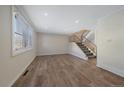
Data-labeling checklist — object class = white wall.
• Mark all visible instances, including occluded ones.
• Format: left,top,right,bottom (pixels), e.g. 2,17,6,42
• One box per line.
96,9,124,77
68,42,88,60
37,33,69,56
0,6,37,86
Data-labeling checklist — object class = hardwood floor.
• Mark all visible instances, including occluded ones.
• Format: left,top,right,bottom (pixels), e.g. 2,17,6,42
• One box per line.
12,54,124,87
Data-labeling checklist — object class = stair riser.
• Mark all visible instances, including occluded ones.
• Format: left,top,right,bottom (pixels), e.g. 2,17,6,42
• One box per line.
79,46,86,48
86,54,93,56
85,53,93,55
84,51,90,52
82,48,87,50
88,56,96,59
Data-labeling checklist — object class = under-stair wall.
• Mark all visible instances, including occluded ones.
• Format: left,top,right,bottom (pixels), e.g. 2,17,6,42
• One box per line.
68,42,88,60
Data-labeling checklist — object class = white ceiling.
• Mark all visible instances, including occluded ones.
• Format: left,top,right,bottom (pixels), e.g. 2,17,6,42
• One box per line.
23,5,124,35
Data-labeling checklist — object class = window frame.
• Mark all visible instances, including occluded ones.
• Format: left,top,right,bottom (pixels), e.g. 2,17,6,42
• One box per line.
12,11,33,56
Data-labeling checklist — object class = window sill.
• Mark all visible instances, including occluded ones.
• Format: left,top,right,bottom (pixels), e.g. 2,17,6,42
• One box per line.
12,47,32,56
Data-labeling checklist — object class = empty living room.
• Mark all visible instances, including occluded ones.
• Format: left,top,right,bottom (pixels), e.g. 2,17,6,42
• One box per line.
0,3,124,89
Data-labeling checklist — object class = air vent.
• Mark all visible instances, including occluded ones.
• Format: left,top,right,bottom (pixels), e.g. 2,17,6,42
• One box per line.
23,70,29,76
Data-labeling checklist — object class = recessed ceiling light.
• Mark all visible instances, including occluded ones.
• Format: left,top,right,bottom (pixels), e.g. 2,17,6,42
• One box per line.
75,20,79,24
45,26,48,29
44,12,48,16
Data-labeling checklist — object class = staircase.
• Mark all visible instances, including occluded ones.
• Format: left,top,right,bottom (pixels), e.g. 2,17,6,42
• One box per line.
77,42,96,59
70,30,96,59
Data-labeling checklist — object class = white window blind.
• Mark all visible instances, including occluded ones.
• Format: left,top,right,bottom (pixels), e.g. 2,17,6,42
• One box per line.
12,12,33,55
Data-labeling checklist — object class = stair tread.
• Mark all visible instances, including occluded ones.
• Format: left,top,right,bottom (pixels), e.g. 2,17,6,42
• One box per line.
86,54,93,56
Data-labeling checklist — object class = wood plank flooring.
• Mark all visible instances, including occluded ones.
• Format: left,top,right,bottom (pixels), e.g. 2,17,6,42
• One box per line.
12,54,124,87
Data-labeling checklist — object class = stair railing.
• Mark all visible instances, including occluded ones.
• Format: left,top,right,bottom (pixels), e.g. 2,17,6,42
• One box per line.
81,32,96,55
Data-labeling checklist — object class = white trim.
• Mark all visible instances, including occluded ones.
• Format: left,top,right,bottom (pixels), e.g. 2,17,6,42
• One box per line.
97,63,124,78
12,47,32,56
11,6,16,57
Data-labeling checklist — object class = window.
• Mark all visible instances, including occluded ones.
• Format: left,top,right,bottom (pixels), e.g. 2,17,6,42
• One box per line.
12,12,33,56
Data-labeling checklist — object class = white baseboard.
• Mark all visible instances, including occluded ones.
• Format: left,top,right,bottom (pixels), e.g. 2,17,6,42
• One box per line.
37,52,68,56
97,63,124,77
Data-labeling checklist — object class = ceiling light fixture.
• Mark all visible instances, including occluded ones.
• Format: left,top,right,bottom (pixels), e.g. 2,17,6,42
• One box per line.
44,12,48,16
45,26,48,29
75,20,79,24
